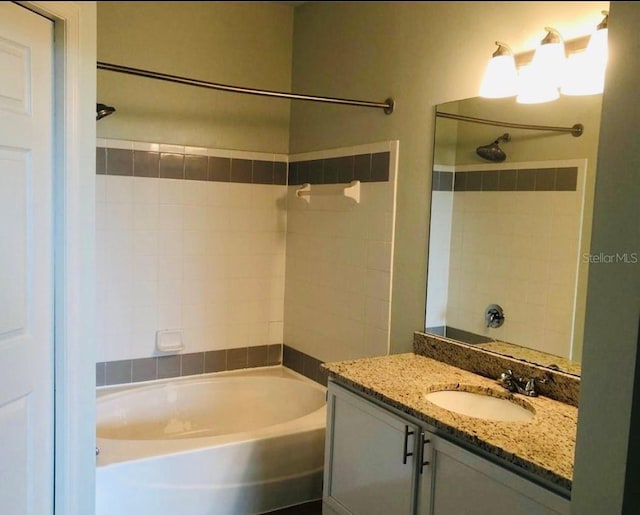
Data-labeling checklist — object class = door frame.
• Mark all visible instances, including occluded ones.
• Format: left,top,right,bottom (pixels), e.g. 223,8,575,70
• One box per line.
16,2,97,514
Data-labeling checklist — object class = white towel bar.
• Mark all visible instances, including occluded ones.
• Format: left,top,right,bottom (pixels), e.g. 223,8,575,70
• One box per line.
295,180,360,204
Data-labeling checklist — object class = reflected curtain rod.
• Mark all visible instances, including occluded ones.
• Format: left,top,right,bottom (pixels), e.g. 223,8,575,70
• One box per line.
97,61,395,115
436,111,583,137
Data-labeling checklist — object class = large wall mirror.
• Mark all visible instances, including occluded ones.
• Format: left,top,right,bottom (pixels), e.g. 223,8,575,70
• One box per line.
424,93,604,377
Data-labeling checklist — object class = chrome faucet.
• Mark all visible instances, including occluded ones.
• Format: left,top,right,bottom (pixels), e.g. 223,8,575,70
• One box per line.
498,370,545,397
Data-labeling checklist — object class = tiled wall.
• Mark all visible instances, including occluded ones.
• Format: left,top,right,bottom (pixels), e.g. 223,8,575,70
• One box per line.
426,160,585,359
96,139,288,365
96,139,398,386
283,142,398,364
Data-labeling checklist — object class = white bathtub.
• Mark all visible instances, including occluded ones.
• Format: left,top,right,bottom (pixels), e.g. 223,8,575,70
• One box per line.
95,366,327,515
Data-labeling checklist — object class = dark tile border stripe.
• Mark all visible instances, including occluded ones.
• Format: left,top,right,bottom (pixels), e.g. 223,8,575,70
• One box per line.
97,344,283,387
282,345,328,387
98,147,287,185
432,171,454,191
98,146,391,187
438,166,578,192
288,151,390,186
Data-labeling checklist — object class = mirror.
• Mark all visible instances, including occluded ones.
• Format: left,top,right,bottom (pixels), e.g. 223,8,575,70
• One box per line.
425,93,604,377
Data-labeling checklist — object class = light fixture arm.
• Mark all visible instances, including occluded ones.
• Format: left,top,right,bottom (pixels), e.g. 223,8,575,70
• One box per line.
492,41,513,58
541,27,563,46
597,11,609,31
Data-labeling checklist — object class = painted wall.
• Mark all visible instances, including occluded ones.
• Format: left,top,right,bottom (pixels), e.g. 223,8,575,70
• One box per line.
96,1,293,152
289,1,610,355
572,2,640,512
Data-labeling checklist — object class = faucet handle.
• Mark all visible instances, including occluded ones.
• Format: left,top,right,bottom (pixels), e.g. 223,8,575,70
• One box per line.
524,376,548,396
498,370,518,393
524,379,538,396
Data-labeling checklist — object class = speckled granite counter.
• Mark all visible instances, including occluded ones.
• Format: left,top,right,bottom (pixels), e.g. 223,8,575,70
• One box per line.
322,353,578,493
476,341,582,376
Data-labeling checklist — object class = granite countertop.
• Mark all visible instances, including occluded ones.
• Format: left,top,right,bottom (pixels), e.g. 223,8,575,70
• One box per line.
322,352,578,493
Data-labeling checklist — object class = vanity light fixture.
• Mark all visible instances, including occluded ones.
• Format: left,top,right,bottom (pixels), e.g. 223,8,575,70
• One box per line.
479,42,518,99
561,11,609,96
480,12,610,103
516,27,565,104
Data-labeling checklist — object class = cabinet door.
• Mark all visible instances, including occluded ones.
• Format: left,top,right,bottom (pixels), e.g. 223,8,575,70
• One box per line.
419,435,570,515
324,382,419,515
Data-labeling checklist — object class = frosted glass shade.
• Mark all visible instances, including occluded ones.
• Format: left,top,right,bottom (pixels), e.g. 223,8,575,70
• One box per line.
516,64,559,104
479,54,518,98
531,42,566,87
561,28,608,96
516,40,565,104
587,27,609,64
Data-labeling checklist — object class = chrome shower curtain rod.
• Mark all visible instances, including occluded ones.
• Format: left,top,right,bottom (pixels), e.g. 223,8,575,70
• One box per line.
436,111,583,137
97,61,395,115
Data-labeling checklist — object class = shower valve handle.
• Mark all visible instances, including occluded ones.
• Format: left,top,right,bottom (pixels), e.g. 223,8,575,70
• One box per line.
485,304,505,328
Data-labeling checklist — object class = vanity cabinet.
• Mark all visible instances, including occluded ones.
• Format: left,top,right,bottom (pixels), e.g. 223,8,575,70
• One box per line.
322,381,420,515
420,434,570,515
323,380,570,515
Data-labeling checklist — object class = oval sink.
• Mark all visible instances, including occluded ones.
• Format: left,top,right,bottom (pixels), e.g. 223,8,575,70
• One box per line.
424,390,534,422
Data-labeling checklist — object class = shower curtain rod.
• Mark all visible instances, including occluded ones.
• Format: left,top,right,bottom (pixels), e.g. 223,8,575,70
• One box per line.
436,111,583,137
97,61,395,115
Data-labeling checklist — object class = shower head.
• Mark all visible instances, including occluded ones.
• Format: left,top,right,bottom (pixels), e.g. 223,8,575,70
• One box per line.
96,103,116,120
476,133,511,162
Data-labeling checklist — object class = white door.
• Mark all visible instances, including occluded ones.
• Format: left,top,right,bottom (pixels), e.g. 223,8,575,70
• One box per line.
0,3,54,514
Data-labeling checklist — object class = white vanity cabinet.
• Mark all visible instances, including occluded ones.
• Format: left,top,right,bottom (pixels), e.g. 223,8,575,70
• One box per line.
322,381,420,515
419,434,570,515
324,380,571,515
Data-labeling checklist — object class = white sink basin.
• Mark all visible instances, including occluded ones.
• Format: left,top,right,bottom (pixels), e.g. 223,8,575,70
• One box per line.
424,390,534,422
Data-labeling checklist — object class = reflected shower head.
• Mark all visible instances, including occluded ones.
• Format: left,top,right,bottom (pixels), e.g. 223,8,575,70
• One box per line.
476,133,511,162
96,103,116,120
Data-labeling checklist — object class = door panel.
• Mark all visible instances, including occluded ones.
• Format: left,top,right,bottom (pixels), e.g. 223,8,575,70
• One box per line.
0,3,54,514
324,383,418,515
